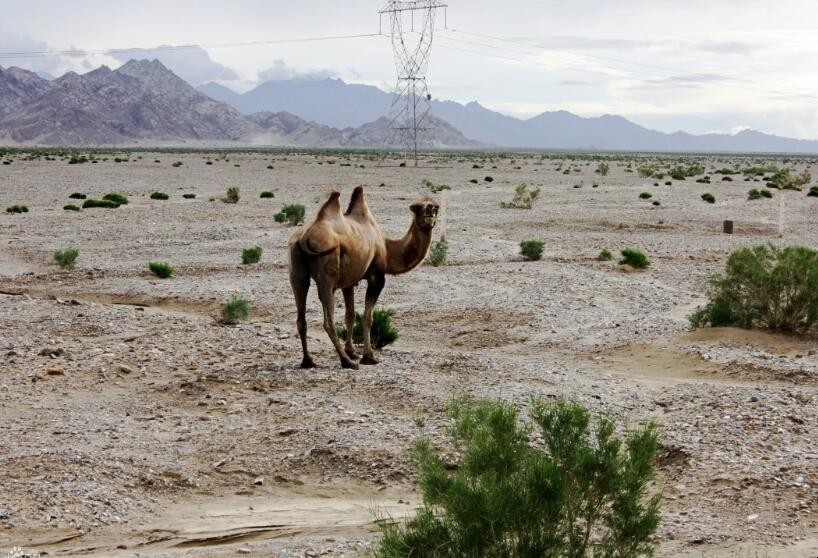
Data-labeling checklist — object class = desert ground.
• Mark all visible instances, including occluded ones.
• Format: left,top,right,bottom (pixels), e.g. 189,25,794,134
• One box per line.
0,150,816,557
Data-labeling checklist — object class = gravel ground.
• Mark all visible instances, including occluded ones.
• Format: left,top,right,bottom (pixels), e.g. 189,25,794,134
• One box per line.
0,151,816,557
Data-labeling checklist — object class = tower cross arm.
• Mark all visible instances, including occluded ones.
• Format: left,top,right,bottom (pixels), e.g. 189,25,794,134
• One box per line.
379,1,447,14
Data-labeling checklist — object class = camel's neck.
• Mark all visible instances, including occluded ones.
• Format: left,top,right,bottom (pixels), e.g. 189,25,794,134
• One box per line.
385,220,433,275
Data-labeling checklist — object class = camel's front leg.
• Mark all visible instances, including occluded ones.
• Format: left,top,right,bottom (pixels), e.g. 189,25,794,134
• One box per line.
361,274,385,365
317,282,359,370
342,287,360,360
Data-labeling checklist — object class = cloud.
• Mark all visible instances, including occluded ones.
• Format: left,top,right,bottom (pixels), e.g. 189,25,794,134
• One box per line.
0,30,65,77
258,59,336,82
110,45,238,84
556,79,597,87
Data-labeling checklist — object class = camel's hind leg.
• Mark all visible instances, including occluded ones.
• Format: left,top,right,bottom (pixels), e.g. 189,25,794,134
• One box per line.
289,245,315,369
342,287,360,360
316,281,359,370
361,274,385,366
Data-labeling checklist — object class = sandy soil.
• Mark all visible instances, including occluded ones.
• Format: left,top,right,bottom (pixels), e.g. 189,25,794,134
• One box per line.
0,151,816,557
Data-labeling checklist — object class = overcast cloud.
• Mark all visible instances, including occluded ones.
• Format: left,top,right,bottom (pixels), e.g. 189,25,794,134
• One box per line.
2,1,818,138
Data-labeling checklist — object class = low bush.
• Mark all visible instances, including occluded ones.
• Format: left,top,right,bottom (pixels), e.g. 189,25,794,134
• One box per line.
689,244,818,333
619,248,650,269
53,247,79,269
747,189,762,200
183,193,196,199
423,179,450,193
241,245,263,265
148,261,173,279
520,239,544,261
63,204,80,211
596,248,613,261
68,192,87,200
224,187,240,204
274,204,306,226
221,297,249,324
761,189,773,198
260,191,275,199
82,198,119,209
338,308,398,349
103,192,128,206
150,191,169,200
371,397,660,558
485,176,494,182
172,161,183,168
639,192,652,200
428,238,448,267
808,186,818,197
596,161,610,176
501,184,540,209
5,204,28,214
701,193,716,204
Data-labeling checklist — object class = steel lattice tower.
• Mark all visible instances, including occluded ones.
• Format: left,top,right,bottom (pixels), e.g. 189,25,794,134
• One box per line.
379,1,447,166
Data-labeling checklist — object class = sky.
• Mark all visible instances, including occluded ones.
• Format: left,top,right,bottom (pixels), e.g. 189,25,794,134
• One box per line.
2,0,818,138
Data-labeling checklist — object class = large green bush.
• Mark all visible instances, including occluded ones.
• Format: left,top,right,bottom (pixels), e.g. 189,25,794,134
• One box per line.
338,308,398,349
689,244,818,333
372,398,660,558
274,204,306,226
619,248,650,269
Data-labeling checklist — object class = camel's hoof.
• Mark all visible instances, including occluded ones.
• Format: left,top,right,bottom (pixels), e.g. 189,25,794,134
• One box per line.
346,349,361,360
300,357,316,369
361,354,380,366
341,359,359,370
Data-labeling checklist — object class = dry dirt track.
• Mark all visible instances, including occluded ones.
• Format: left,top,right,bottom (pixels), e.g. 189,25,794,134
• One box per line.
0,151,817,557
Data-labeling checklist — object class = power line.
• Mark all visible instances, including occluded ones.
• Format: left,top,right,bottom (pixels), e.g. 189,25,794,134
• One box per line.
0,33,383,60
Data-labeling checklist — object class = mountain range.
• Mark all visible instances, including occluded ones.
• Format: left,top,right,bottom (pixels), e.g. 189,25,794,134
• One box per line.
201,78,818,153
2,58,818,153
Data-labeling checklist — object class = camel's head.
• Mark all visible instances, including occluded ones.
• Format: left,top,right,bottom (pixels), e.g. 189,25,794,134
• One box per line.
410,197,439,231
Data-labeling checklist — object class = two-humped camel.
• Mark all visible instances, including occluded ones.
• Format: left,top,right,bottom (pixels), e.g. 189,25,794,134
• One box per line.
288,186,439,369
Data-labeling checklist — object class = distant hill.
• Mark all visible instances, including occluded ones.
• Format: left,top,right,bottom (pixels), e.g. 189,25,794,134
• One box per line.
201,78,818,153
0,61,478,148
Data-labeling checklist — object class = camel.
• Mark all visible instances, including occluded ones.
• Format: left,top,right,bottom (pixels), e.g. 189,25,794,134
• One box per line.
288,186,439,369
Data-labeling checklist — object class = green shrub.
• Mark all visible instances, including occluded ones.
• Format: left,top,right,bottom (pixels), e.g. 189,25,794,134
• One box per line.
372,397,660,558
63,204,80,211
652,200,661,206
747,189,762,200
689,244,818,333
761,189,773,198
82,198,119,209
520,240,544,261
338,308,398,349
485,176,494,182
596,249,613,261
68,192,87,200
767,168,811,190
241,245,263,265
260,191,275,199
53,247,79,269
225,187,240,204
103,192,128,206
172,161,183,168
596,162,610,176
183,193,196,199
639,192,652,200
701,193,716,204
221,297,249,324
808,186,818,197
150,191,169,200
619,248,650,269
5,204,28,214
469,178,478,184
148,261,173,279
428,238,448,267
501,184,540,209
274,204,306,226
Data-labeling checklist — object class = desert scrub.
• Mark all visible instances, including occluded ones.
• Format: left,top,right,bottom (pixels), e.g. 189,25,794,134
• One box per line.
639,192,652,200
501,184,541,209
103,192,128,205
148,261,173,279
224,187,240,204
274,204,306,226
808,186,818,197
172,161,183,168
701,193,716,204
595,161,610,176
689,244,818,333
260,191,275,199
53,247,79,269
183,193,196,199
82,198,119,209
150,191,169,200
371,397,660,558
63,204,81,212
519,239,544,261
619,248,650,269
423,179,450,193
221,297,249,324
747,189,762,200
428,238,448,267
484,176,494,182
68,192,87,200
596,248,613,261
337,308,398,349
5,204,28,214
241,245,263,265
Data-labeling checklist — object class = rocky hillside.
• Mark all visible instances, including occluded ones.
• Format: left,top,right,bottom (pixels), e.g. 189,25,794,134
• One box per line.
0,66,56,118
